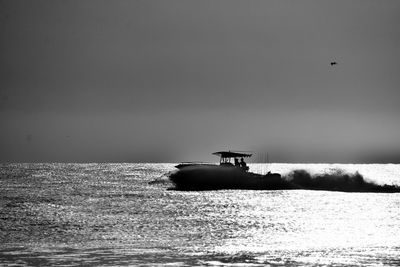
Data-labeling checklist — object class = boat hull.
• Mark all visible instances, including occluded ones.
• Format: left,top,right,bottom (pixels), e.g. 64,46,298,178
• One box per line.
169,165,295,190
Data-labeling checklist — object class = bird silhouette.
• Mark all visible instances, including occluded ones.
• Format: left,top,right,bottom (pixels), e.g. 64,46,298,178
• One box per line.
330,61,338,66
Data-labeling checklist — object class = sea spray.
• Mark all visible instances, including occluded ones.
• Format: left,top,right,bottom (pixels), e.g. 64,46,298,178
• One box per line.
283,168,400,192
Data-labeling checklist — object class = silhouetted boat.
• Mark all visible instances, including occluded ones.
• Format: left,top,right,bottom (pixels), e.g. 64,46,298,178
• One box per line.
170,151,292,190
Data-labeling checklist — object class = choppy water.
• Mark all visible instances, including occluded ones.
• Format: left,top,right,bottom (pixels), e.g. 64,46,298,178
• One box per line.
1,163,400,266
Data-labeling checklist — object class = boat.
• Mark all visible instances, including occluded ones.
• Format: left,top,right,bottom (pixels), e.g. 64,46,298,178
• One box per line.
169,151,294,190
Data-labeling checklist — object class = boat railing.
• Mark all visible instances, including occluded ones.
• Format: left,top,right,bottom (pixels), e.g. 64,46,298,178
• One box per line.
175,162,217,169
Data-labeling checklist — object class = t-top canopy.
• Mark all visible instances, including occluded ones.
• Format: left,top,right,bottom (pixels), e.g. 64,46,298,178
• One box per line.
212,151,252,158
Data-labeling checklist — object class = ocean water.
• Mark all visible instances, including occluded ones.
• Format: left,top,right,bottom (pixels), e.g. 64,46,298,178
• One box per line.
1,163,400,266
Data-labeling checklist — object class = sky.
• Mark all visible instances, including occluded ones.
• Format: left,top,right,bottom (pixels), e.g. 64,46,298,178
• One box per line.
1,0,400,163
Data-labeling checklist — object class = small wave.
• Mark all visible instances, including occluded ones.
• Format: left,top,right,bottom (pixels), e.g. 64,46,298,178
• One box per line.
196,253,258,266
148,172,174,185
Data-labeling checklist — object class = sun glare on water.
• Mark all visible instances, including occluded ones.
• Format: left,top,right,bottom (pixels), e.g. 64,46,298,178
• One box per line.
211,188,399,265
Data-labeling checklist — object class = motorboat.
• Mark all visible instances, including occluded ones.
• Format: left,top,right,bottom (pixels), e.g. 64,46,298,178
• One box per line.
169,151,293,190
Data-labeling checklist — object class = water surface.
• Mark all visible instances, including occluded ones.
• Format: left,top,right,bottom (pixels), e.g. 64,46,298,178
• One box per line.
1,163,399,266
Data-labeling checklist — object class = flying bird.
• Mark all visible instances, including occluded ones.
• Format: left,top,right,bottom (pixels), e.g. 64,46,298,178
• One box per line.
330,61,338,66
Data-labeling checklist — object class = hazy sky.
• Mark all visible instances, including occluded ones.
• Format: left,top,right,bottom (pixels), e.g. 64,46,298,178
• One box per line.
1,0,400,163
